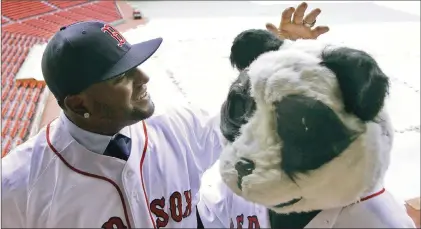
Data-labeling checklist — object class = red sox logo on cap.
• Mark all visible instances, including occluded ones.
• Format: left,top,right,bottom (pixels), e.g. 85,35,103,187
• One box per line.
101,24,126,47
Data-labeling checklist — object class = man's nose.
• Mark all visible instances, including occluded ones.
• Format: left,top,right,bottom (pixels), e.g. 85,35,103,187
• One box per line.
133,68,149,84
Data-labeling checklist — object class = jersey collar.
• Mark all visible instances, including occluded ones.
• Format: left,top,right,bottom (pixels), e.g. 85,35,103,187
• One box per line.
60,111,131,155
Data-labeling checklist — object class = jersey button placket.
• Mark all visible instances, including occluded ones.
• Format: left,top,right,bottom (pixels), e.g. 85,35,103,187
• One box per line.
122,168,139,227
125,171,142,202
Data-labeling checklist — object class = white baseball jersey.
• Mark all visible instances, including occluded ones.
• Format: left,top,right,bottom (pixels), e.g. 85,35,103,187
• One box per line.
197,161,416,228
2,106,223,228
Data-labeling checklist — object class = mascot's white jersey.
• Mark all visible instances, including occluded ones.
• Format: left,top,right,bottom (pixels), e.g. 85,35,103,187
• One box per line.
197,161,416,228
2,106,223,228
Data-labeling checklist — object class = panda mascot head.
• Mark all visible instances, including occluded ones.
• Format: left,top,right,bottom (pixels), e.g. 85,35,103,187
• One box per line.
219,29,393,215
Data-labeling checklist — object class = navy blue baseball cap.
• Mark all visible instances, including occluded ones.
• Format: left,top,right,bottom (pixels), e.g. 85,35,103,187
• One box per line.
41,20,162,103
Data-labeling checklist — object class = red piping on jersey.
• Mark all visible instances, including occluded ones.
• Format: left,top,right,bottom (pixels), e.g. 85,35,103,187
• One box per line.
138,122,157,229
46,120,149,229
359,187,385,202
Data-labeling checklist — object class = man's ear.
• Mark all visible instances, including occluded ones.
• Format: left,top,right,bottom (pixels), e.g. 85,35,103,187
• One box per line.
63,95,88,117
274,95,356,178
321,47,390,122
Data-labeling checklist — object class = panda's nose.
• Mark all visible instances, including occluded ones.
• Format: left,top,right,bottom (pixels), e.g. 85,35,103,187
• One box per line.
235,157,255,190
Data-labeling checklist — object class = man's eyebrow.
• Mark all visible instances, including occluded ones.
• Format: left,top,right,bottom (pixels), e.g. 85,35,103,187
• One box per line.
114,72,126,79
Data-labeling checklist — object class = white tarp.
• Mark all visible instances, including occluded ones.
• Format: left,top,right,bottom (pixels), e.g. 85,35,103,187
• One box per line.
15,43,48,82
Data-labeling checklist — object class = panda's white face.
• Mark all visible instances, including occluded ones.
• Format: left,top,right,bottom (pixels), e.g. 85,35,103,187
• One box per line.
219,38,393,214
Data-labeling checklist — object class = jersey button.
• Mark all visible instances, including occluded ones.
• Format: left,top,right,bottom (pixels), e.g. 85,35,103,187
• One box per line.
132,191,141,202
126,170,134,177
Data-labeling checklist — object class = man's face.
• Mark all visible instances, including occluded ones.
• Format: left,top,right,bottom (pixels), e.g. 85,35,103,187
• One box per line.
78,67,154,125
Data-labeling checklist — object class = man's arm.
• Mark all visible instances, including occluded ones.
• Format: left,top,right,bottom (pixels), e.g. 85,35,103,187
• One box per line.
173,105,223,174
196,160,233,228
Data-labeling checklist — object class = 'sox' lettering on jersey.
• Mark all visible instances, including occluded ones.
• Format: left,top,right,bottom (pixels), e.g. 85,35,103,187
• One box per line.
247,215,260,229
150,189,192,228
101,24,126,47
236,214,244,229
230,214,260,229
102,216,127,229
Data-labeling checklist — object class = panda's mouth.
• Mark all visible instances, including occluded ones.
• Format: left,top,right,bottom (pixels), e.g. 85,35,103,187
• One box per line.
273,197,302,208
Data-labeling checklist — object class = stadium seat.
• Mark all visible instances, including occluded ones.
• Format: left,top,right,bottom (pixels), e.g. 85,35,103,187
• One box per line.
1,101,10,117
2,1,55,20
2,120,12,137
27,103,36,120
10,120,21,138
18,103,28,119
2,139,12,157
39,14,74,26
56,11,91,21
23,19,60,34
48,0,89,9
16,87,26,102
70,7,116,22
10,102,20,119
8,86,18,101
19,121,31,140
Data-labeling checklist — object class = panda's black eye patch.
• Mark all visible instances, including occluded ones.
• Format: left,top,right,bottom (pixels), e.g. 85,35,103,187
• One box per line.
227,92,251,124
274,95,358,179
220,71,256,142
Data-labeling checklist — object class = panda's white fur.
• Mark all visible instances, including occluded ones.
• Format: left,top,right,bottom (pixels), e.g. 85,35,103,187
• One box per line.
219,39,394,214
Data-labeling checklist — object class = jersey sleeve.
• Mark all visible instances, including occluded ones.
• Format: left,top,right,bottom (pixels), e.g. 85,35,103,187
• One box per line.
196,160,233,228
2,146,31,228
172,105,224,176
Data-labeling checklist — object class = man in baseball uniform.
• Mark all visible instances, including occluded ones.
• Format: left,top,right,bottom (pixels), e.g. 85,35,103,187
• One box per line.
1,3,328,228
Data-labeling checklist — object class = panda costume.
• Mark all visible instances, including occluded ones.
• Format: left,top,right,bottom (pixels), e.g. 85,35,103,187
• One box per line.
196,29,416,228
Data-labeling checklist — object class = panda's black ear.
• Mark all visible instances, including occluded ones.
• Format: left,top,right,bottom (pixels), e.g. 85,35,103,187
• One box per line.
230,29,284,71
321,47,390,122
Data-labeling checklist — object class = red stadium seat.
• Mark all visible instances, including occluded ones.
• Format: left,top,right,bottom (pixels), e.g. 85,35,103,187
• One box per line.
30,81,37,88
2,120,11,137
18,102,28,119
2,1,55,20
16,87,26,101
39,14,74,26
70,7,115,22
25,89,33,102
48,0,89,9
19,121,31,139
10,102,20,118
27,103,36,120
8,86,18,100
2,139,12,157
32,88,41,103
1,101,10,117
10,120,21,138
